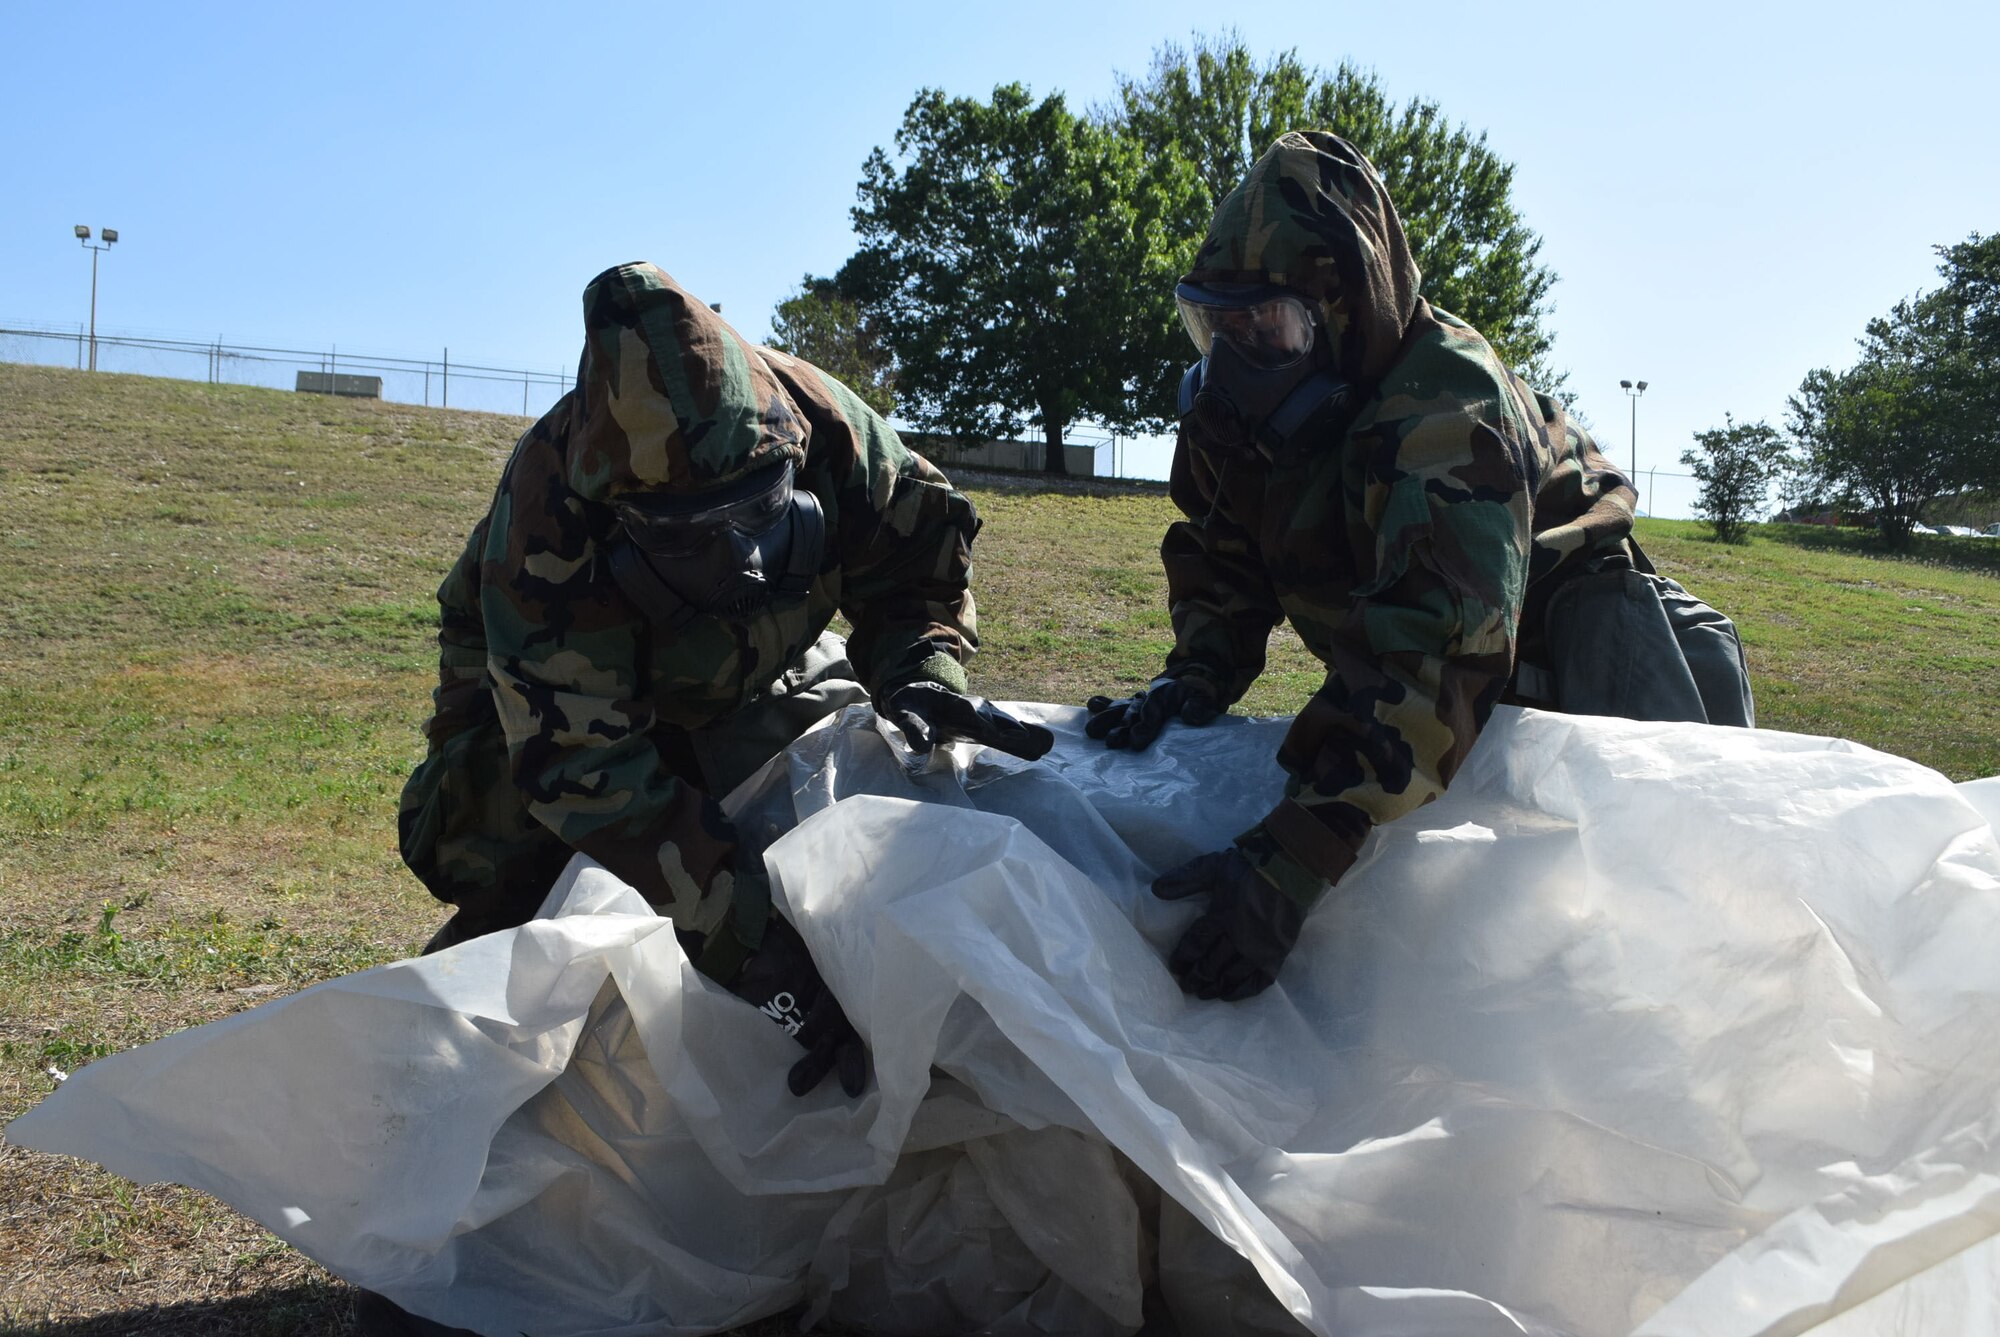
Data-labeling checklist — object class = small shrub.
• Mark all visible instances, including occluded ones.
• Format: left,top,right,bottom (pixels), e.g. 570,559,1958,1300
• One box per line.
1683,416,1783,543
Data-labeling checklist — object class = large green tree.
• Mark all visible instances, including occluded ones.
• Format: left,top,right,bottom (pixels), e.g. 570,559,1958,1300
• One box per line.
1936,233,2000,357
767,275,897,419
1787,359,1960,548
843,83,1197,474
1786,234,2000,547
1114,33,1563,388
1915,233,2000,487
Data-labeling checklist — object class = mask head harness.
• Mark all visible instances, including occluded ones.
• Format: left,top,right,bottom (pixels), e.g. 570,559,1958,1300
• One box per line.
608,460,826,627
1174,280,1354,461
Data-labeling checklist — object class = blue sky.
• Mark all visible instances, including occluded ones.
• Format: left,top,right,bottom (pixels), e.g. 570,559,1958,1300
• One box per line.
5,1,1996,511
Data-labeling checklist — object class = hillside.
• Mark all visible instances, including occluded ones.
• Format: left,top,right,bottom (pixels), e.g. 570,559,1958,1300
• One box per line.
1,362,1997,1332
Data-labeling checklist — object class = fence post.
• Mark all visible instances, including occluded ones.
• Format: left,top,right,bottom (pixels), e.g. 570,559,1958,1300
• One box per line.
14,326,566,415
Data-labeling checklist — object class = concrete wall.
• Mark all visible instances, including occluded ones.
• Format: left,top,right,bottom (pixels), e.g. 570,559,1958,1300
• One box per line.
902,432,1097,477
295,371,384,399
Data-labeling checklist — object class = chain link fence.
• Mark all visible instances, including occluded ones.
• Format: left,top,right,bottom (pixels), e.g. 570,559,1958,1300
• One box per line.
0,321,569,419
0,320,1709,508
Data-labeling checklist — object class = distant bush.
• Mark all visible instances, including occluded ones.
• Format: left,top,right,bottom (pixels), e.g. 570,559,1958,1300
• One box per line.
1683,416,1782,543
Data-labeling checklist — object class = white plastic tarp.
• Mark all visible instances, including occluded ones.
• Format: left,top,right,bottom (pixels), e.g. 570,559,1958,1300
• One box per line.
10,705,2000,1336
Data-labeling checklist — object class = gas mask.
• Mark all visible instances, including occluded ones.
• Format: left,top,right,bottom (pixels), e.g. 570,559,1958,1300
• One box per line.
1174,281,1353,460
608,460,826,626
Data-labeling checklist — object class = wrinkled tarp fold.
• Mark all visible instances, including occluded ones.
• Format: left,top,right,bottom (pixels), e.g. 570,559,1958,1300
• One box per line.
11,706,2000,1336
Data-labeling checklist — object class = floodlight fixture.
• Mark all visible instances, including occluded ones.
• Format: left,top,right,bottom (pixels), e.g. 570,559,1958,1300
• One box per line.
1621,378,1649,480
1637,380,1648,392
75,225,121,372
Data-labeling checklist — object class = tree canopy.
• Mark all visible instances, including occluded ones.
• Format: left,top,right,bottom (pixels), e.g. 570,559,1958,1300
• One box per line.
767,275,897,420
1114,34,1562,388
1786,234,2000,546
842,83,1196,474
840,38,1564,473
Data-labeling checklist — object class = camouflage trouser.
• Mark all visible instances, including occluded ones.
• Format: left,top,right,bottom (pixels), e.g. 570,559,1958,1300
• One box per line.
397,630,868,948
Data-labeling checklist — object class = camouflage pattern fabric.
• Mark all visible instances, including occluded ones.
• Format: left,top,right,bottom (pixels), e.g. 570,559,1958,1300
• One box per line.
1165,131,1638,905
400,262,979,946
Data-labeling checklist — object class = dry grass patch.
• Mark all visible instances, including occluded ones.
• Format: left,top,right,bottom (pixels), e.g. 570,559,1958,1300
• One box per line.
958,478,1325,712
0,1147,350,1334
4,367,1997,1332
1641,520,2000,778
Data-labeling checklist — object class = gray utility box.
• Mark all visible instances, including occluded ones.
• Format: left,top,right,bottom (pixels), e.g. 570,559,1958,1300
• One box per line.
296,371,383,399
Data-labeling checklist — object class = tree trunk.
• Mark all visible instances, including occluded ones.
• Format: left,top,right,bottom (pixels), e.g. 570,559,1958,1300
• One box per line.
1041,410,1068,476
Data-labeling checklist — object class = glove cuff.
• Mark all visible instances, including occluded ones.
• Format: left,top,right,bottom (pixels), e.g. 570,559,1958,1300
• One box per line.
881,649,970,701
1254,793,1375,888
1234,823,1336,910
1157,666,1225,703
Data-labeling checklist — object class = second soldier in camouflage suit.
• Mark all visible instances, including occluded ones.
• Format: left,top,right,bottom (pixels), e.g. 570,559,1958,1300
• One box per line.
399,261,1050,1101
1088,131,1678,1002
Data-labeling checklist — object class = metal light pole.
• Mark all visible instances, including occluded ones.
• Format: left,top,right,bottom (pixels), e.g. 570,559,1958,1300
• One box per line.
74,225,119,371
1619,378,1648,479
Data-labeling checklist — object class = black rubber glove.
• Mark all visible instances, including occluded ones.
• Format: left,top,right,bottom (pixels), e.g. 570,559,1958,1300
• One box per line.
725,915,868,1098
881,681,1054,760
1084,676,1222,751
1151,848,1307,1000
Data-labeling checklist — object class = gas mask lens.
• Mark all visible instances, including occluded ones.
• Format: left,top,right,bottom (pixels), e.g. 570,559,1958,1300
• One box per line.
1174,285,1316,368
614,461,796,557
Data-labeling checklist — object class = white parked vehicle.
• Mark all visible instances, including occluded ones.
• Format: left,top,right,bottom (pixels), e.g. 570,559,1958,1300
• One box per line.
1939,524,1982,537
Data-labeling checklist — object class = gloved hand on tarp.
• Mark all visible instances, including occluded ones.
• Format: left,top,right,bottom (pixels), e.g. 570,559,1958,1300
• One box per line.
1085,676,1221,750
724,912,869,1098
880,681,1054,761
1151,847,1308,1000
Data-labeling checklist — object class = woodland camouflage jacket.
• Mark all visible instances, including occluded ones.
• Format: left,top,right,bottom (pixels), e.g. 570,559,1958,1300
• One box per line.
1164,131,1637,905
429,262,977,935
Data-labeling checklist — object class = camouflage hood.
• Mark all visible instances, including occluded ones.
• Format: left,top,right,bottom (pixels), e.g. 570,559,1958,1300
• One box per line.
566,262,806,503
1185,130,1420,384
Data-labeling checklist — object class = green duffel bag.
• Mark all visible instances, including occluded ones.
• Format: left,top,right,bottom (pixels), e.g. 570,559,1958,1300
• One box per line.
1515,552,1754,728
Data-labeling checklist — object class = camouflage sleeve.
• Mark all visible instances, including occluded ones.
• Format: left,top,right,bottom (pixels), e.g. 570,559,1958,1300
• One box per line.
1159,432,1284,703
434,517,491,683
1238,411,1530,907
478,402,742,937
792,361,980,697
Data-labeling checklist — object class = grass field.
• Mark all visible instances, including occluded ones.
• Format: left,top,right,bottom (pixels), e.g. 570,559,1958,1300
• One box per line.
2,362,1997,1333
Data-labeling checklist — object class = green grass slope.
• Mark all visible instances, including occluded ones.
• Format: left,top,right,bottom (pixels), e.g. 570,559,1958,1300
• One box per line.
1,362,1996,1331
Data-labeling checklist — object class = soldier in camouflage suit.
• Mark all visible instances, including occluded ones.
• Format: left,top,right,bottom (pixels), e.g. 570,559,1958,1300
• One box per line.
399,261,1050,1101
1088,130,1671,1003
